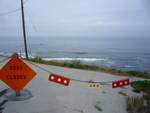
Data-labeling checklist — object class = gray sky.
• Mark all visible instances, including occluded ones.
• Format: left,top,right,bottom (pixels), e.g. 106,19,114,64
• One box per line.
0,0,150,38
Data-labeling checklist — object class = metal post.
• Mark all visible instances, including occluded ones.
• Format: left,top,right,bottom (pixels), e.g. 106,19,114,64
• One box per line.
21,0,28,59
16,92,21,97
13,53,21,97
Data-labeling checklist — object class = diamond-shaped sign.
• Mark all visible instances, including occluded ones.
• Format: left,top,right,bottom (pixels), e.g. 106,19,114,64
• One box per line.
0,55,36,93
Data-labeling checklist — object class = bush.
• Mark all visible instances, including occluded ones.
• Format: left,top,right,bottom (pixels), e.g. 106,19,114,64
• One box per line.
131,81,150,94
127,71,150,78
132,88,141,93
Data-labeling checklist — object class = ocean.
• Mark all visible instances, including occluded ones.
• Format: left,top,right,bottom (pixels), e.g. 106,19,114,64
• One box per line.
0,36,150,73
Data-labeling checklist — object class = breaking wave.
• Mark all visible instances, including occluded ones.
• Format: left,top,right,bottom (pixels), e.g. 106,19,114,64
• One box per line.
43,58,106,62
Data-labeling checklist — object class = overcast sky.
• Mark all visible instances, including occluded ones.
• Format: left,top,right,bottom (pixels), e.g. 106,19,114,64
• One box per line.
0,0,150,38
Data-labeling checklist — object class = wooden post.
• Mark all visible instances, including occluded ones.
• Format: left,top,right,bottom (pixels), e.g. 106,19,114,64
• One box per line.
21,0,28,59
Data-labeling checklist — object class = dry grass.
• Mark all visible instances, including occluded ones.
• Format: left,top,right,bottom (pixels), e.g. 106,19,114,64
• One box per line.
126,96,145,113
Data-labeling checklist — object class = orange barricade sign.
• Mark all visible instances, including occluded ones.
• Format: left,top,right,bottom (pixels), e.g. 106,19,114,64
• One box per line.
0,55,36,93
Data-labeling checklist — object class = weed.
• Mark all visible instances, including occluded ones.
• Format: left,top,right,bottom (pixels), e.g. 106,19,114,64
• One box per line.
119,90,127,96
94,105,103,112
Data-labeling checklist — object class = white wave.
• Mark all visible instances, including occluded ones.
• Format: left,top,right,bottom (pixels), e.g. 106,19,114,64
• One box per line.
124,65,135,68
43,58,106,62
19,52,35,58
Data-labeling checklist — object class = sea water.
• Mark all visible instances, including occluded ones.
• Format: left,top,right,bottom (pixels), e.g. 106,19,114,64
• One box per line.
0,36,150,72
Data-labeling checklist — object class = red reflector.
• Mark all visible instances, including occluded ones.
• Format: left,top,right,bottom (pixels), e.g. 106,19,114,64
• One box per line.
48,74,70,86
112,79,130,88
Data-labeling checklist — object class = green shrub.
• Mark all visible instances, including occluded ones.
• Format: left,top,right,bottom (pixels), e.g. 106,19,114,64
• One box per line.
131,81,150,94
132,88,141,93
127,71,150,78
47,60,64,66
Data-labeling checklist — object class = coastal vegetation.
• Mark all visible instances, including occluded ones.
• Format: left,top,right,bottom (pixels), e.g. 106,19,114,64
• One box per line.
131,80,150,94
127,80,150,113
126,96,145,113
28,57,150,79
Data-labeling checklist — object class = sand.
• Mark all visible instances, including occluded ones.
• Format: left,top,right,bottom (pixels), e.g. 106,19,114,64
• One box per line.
0,57,143,113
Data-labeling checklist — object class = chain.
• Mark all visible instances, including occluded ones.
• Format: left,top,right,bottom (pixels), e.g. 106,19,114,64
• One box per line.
25,59,132,85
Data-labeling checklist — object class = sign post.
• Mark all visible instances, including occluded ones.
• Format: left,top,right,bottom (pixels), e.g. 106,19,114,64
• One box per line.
16,92,21,97
0,53,36,101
